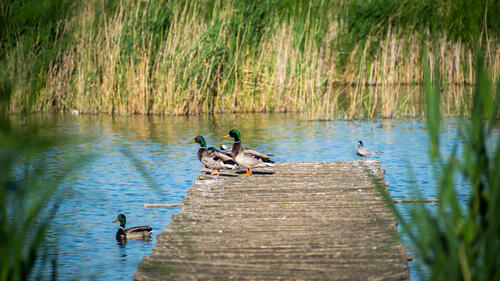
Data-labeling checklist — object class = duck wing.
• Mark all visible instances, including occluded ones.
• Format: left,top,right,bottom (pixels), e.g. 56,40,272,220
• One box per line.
242,148,272,160
126,225,153,233
208,148,233,161
357,147,382,157
125,226,154,239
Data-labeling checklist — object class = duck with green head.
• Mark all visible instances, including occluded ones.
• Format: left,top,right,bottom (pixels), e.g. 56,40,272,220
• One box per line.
113,214,154,241
189,135,236,176
224,129,274,175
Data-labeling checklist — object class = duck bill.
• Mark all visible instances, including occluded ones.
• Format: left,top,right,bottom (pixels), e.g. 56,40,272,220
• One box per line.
223,134,230,138
188,140,196,144
113,218,119,223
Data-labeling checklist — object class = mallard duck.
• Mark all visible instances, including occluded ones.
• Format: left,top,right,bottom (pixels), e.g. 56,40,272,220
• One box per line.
219,144,232,155
356,140,383,159
190,136,236,176
223,129,274,175
113,214,154,241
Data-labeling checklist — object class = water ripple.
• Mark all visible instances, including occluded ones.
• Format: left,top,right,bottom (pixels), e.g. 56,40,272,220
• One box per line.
36,113,497,280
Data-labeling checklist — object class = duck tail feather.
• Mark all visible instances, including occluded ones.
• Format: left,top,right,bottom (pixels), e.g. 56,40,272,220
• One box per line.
223,160,237,169
263,158,275,164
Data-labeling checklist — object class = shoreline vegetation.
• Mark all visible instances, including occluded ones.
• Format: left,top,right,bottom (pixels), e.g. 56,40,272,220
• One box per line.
2,2,500,279
1,0,499,118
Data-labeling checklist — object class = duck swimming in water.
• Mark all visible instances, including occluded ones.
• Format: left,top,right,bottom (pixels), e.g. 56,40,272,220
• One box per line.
113,214,153,241
356,141,383,159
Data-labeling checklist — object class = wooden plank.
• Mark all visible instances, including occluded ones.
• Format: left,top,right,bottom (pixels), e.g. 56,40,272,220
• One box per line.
135,161,410,280
143,203,184,208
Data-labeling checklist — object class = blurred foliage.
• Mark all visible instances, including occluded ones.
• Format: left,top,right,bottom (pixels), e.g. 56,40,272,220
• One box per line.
0,1,77,276
0,111,90,279
394,49,500,279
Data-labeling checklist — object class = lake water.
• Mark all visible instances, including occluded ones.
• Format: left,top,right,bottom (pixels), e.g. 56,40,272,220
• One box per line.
31,113,481,280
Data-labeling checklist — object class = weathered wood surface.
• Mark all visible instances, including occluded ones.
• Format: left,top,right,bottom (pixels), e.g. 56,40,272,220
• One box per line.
135,161,409,280
143,203,184,208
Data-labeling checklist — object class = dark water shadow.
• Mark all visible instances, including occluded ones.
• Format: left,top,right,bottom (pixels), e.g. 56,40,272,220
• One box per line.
218,173,240,177
235,171,275,175
200,172,239,177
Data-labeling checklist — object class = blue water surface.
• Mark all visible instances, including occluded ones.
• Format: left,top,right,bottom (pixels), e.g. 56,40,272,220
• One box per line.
33,113,493,280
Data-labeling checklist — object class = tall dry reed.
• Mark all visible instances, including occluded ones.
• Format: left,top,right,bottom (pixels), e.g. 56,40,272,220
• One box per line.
3,0,500,119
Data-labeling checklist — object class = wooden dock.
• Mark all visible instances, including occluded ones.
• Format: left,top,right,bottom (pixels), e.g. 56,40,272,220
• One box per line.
135,161,410,280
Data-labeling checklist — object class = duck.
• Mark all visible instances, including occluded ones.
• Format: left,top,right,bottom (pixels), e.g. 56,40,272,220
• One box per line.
190,136,236,176
219,144,232,155
113,214,154,241
356,140,383,159
224,129,274,175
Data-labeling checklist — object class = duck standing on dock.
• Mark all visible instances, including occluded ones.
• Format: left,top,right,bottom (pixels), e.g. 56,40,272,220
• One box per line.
113,214,154,241
224,129,274,176
219,144,232,156
190,135,236,176
356,141,383,159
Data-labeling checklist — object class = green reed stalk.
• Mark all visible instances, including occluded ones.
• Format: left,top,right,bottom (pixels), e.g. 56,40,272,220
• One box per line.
384,47,500,279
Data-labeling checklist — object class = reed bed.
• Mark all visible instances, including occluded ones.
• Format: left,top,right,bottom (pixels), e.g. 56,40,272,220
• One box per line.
2,0,499,118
